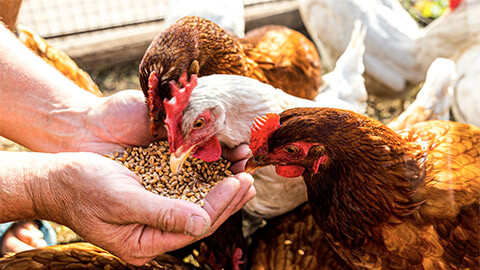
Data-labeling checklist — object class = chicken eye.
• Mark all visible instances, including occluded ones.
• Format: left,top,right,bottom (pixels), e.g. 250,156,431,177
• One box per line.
193,118,205,129
284,146,299,155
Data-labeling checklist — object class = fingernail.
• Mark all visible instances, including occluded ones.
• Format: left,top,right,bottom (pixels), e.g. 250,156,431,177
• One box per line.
185,214,208,237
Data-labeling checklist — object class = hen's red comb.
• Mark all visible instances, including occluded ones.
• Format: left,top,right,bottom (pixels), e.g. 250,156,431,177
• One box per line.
164,71,198,152
249,113,280,155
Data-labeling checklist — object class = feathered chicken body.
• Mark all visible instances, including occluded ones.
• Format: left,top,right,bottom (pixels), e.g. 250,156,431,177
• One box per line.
249,203,351,270
299,0,479,96
452,43,480,127
247,108,480,269
165,73,366,218
139,16,321,135
0,242,193,269
387,57,455,131
163,24,368,218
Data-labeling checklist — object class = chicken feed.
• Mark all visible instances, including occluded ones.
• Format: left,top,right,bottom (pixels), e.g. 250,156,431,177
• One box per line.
104,141,232,205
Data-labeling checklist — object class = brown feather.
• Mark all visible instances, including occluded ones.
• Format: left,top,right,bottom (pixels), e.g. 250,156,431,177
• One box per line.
249,203,351,270
0,242,193,269
139,16,321,129
253,108,480,269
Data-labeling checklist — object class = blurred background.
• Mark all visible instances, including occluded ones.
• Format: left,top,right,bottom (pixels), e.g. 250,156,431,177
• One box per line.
14,0,448,93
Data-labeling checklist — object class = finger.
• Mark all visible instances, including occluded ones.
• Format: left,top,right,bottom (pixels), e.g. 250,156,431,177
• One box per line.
12,222,44,246
221,144,251,162
231,182,256,214
225,173,255,212
1,230,36,254
206,173,255,233
230,159,247,174
113,175,254,266
121,226,196,265
201,176,241,226
122,188,212,237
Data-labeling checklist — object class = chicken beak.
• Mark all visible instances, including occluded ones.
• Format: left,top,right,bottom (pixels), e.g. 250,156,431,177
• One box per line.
149,119,160,137
170,145,196,174
245,156,263,174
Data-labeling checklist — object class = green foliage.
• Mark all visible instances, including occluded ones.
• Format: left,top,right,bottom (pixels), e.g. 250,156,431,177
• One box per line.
400,0,449,25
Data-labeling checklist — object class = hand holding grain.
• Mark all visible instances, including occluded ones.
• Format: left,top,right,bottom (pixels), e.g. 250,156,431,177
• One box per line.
1,151,254,266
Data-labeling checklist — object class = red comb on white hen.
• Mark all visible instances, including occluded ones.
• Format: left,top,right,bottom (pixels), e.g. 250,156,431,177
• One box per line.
249,113,280,155
164,71,198,152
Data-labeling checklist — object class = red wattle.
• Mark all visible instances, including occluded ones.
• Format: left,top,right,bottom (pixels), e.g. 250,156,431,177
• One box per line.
275,165,305,178
193,136,222,162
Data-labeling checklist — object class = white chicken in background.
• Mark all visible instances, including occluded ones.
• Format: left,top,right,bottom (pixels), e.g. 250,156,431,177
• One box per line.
387,58,456,131
298,0,480,96
166,24,368,218
451,43,480,127
317,20,367,114
165,0,245,37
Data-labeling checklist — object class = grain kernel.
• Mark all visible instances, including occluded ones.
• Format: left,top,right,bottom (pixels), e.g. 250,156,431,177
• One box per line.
108,141,231,205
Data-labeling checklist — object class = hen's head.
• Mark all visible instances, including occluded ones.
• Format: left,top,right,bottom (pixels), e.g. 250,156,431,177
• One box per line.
164,74,224,174
246,107,402,178
139,16,207,136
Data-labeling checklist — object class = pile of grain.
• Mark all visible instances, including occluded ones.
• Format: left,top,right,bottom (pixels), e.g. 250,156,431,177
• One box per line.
105,141,232,205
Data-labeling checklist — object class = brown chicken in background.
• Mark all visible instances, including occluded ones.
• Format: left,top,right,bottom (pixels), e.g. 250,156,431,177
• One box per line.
0,242,193,269
16,25,103,97
0,0,102,97
249,203,351,270
246,108,480,269
139,16,321,136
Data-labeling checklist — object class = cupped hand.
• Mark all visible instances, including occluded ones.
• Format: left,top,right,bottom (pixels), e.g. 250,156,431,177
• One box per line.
77,90,164,154
31,152,255,265
0,221,47,255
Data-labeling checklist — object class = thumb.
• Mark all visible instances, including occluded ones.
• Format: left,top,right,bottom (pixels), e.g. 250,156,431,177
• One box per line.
124,189,212,237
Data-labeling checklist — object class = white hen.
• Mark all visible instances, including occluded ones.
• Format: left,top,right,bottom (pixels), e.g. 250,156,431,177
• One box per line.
165,0,245,37
451,43,480,127
298,0,480,96
166,26,368,218
387,58,456,131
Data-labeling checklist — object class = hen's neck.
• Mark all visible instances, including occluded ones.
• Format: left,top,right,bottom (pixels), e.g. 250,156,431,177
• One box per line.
305,140,427,248
192,75,317,148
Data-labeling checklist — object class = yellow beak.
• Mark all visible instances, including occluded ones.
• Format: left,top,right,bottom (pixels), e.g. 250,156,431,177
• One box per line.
169,145,196,174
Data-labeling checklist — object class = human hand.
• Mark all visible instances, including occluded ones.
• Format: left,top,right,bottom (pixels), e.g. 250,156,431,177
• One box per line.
0,221,47,255
75,90,164,154
222,144,251,173
30,152,255,265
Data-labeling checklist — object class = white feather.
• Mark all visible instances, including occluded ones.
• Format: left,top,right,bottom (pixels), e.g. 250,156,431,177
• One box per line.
451,43,480,127
298,0,480,96
388,58,456,131
165,0,245,37
318,20,368,114
181,74,363,217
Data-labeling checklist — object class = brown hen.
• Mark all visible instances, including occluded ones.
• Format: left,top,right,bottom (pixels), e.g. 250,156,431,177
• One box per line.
139,16,321,136
246,108,480,269
0,242,193,269
16,25,102,97
249,203,351,270
0,0,102,97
